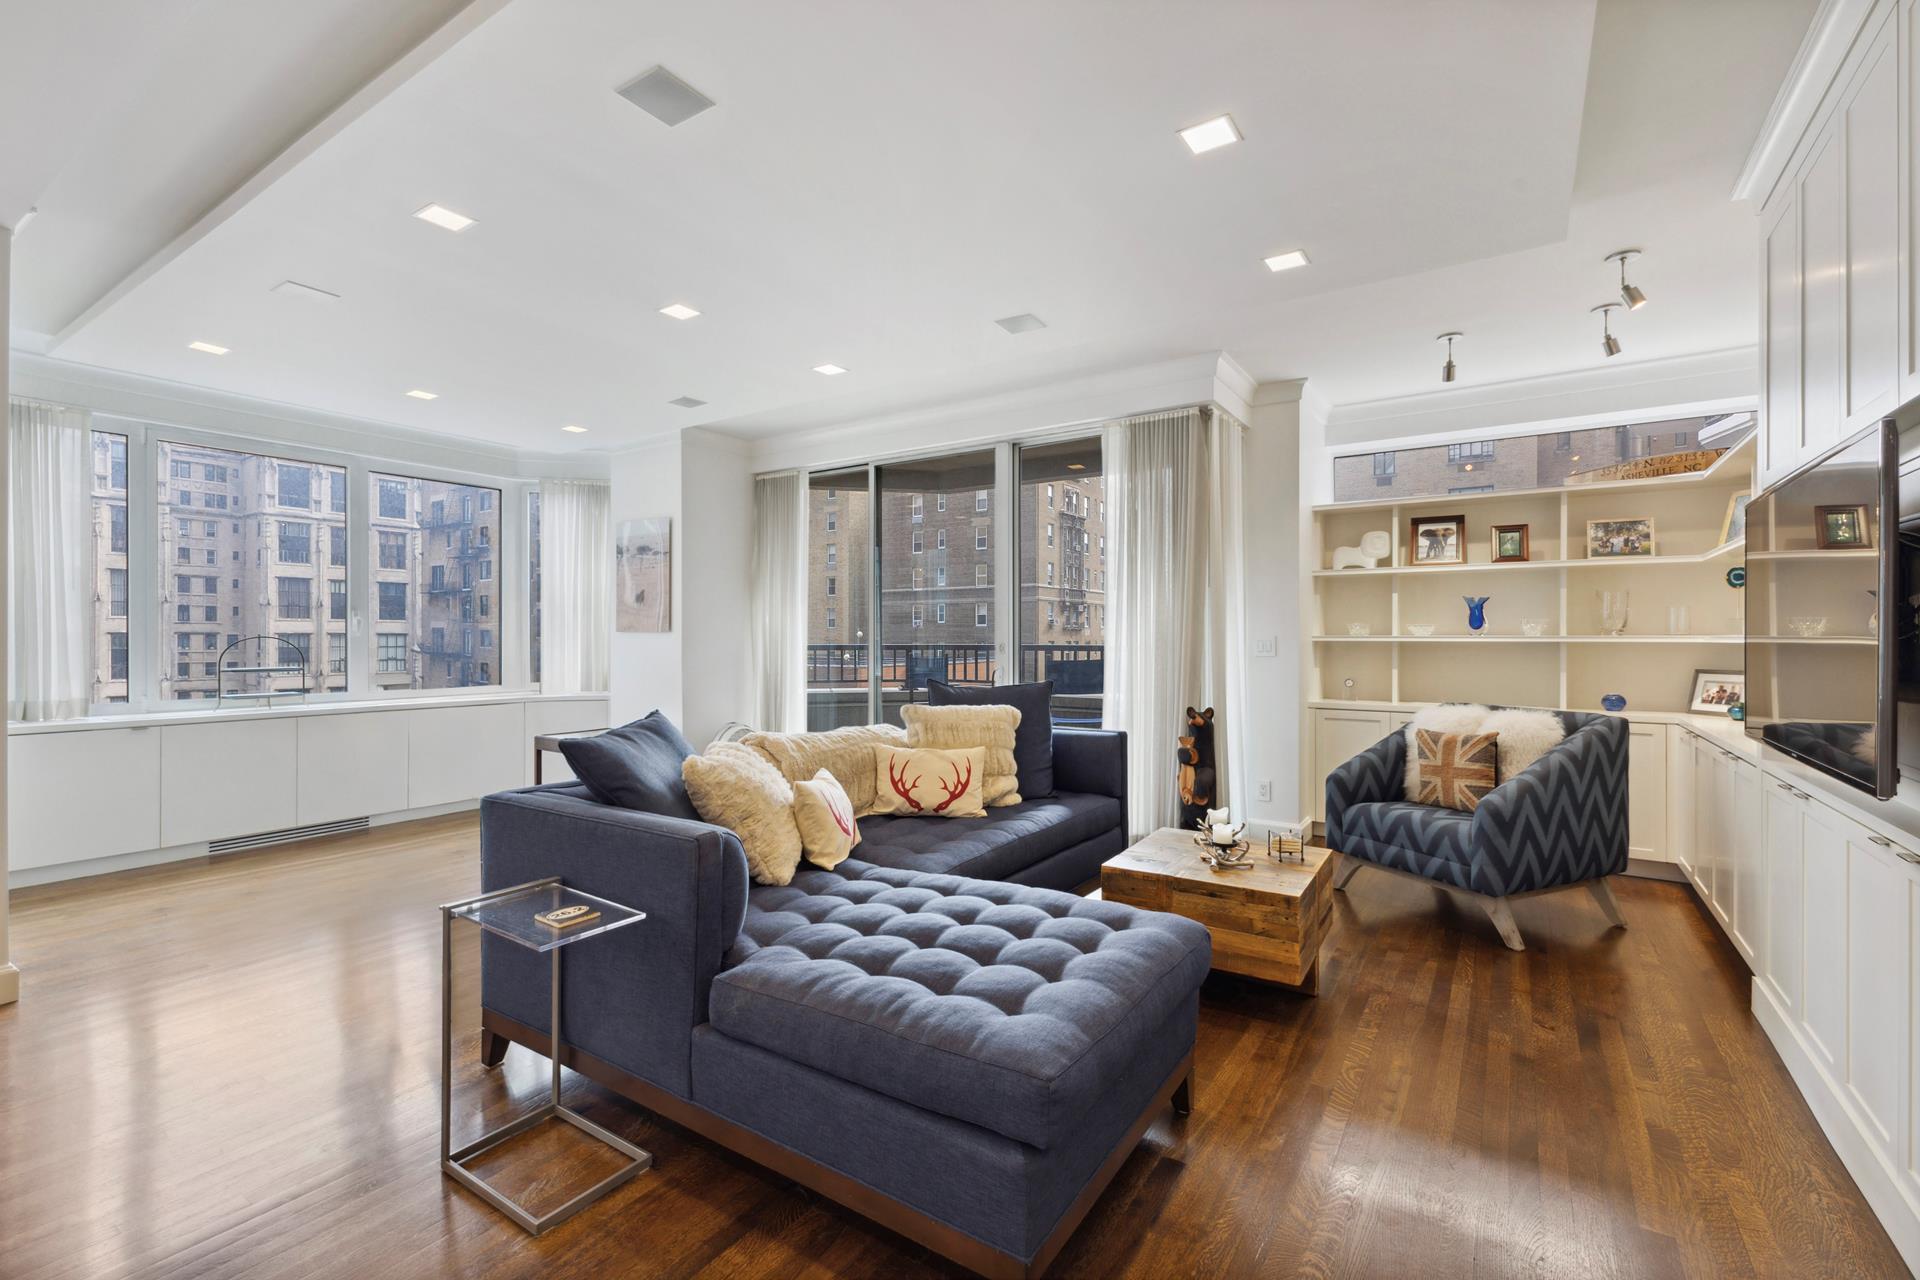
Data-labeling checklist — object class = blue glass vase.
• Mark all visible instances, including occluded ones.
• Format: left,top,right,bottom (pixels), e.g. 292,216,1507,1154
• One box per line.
1463,596,1490,634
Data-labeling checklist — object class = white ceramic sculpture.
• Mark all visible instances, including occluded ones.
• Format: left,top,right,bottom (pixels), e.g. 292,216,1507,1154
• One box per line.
1331,529,1392,570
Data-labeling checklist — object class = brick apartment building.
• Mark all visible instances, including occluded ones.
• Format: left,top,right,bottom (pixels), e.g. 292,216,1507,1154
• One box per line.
1331,417,1714,502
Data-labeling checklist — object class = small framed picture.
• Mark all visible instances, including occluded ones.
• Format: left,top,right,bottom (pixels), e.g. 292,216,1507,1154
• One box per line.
1408,514,1466,566
1719,492,1751,545
1688,669,1746,713
1587,517,1655,558
1814,503,1871,549
1491,523,1530,563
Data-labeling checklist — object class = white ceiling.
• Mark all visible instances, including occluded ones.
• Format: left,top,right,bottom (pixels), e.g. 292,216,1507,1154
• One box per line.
6,0,1810,451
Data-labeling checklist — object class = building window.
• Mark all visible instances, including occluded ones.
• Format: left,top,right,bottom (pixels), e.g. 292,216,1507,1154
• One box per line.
327,633,346,674
1446,441,1496,463
109,632,128,681
825,606,837,630
331,580,347,620
911,605,923,628
935,603,946,624
936,529,946,550
975,491,989,513
935,566,946,587
975,529,988,551
109,503,127,553
826,576,837,597
277,577,312,620
825,543,837,569
911,529,923,554
976,564,988,586
1046,523,1054,547
825,510,837,532
368,472,501,689
911,568,923,589
330,525,347,567
936,494,946,513
911,494,923,523
1046,562,1055,585
278,464,313,509
278,521,312,564
108,568,128,618
377,633,407,673
975,604,989,627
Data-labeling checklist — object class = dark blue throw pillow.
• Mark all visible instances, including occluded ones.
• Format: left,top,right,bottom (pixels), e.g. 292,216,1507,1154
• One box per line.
928,679,1055,798
559,710,700,819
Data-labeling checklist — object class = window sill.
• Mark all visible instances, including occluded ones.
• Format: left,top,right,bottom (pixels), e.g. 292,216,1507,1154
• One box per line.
8,688,609,736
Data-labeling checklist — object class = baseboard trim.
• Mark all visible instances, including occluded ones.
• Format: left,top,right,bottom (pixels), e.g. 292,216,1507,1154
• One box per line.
1624,857,1688,883
0,963,18,1005
1751,981,1920,1276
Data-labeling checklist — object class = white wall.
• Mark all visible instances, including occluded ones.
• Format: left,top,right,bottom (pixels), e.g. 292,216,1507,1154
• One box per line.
1242,381,1307,827
608,434,684,728
1,226,15,1003
677,428,754,744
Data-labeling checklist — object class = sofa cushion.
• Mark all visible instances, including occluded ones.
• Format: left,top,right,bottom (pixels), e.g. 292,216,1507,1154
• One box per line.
930,679,1056,798
1336,799,1476,890
559,711,700,819
847,792,1120,880
1412,729,1500,813
683,743,804,886
714,864,1211,1149
871,745,989,818
902,703,1022,806
743,723,908,817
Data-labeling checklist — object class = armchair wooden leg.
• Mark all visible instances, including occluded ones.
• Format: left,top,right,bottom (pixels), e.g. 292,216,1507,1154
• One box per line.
1585,877,1628,930
1484,898,1526,951
1333,855,1366,891
479,1027,509,1069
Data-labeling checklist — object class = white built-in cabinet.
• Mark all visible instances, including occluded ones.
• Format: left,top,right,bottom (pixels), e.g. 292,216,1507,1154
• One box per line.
1754,0,1912,488
7,694,608,879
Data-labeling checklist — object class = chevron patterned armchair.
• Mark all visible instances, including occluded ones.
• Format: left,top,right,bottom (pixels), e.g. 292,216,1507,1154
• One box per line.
1323,709,1629,951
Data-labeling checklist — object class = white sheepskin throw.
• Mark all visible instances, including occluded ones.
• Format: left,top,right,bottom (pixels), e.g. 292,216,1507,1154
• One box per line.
1404,703,1492,799
742,723,908,817
682,742,804,885
900,703,1022,806
1478,707,1566,782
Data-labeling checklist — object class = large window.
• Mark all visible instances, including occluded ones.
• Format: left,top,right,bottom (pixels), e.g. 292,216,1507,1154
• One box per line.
874,449,996,727
369,472,502,690
91,431,130,704
528,490,543,684
156,441,347,701
1017,438,1106,726
805,471,871,730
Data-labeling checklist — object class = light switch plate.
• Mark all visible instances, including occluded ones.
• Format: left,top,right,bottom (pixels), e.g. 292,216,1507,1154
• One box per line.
1252,636,1276,657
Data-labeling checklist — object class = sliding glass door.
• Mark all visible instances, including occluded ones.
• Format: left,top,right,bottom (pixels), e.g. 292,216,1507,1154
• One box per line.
875,449,997,726
1017,438,1106,726
805,469,872,730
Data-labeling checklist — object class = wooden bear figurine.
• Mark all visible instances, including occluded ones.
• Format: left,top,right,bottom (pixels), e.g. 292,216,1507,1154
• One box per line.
1176,706,1217,831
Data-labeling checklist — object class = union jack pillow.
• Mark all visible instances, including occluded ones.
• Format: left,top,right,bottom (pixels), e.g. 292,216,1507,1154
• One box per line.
1413,729,1501,813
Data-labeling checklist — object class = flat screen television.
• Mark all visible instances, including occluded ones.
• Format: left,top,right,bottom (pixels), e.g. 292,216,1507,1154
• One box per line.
1744,419,1901,798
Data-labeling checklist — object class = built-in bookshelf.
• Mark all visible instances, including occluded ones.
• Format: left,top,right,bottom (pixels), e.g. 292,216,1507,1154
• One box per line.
1309,436,1754,714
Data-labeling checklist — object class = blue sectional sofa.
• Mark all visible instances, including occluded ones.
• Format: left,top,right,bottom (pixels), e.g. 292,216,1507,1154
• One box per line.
477,724,1210,1278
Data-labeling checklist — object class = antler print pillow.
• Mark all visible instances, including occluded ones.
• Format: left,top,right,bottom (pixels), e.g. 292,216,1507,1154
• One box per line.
793,769,861,869
870,746,988,819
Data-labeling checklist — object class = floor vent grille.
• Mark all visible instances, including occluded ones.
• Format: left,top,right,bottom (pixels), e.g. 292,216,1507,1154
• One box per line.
209,817,370,855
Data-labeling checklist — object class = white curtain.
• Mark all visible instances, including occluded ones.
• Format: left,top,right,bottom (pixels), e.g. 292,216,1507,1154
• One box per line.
538,479,611,693
9,398,93,721
748,470,808,733
1104,405,1246,836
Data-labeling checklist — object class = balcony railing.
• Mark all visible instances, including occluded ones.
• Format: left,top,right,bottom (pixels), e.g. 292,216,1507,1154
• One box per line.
805,643,1103,692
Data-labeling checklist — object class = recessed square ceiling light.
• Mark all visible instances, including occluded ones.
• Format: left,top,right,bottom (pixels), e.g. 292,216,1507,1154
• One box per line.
616,65,716,127
995,313,1048,335
659,303,701,320
1178,114,1241,155
813,364,847,376
413,203,475,232
187,341,230,355
1264,249,1310,272
271,279,340,302
405,389,438,400
561,424,589,434
668,396,707,408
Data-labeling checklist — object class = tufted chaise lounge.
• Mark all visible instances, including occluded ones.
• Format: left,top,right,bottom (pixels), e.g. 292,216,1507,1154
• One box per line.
477,724,1210,1278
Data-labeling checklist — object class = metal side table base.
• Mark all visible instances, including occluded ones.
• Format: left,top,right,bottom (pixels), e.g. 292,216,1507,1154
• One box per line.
441,880,652,1235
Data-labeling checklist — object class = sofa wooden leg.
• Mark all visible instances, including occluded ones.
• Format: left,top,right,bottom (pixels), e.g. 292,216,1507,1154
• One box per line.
1586,877,1628,930
1484,898,1526,951
1333,855,1365,892
479,1027,508,1069
1172,1071,1193,1116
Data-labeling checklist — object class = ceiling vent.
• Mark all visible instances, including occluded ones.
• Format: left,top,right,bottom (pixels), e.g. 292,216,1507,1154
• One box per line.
668,395,707,408
995,313,1048,335
617,66,715,127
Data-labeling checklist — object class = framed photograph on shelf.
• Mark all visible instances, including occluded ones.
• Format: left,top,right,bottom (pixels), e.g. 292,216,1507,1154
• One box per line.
1408,514,1466,566
1719,493,1751,545
1688,669,1745,713
1586,517,1655,558
1491,523,1530,563
1814,503,1871,549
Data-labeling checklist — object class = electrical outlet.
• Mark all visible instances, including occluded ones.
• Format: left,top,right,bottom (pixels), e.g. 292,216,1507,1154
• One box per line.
1256,780,1273,803
1252,636,1277,657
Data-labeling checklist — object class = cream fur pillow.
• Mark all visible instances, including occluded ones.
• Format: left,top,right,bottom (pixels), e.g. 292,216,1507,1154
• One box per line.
1478,708,1565,782
899,703,1021,806
742,724,908,817
871,745,988,818
682,743,804,886
792,769,859,870
1404,703,1491,799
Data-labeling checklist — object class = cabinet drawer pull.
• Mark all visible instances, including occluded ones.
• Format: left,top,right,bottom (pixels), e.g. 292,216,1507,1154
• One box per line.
1898,850,1920,866
1868,834,1895,848
1777,782,1794,792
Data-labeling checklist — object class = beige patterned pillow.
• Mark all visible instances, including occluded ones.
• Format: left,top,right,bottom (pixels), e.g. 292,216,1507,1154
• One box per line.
1413,730,1501,813
871,746,988,818
742,724,907,817
682,743,804,885
899,703,1021,806
792,769,860,870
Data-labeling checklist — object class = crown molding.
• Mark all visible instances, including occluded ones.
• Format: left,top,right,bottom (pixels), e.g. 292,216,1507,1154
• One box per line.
1732,0,1877,206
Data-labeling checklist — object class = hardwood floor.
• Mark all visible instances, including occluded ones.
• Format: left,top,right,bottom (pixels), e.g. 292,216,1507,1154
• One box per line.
0,815,1907,1278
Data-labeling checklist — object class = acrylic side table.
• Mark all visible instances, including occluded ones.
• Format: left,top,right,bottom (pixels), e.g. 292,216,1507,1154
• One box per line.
441,877,650,1234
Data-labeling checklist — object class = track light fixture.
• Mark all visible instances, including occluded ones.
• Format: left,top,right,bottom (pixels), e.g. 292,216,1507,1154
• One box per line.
1437,331,1462,383
1592,303,1623,357
1605,248,1646,309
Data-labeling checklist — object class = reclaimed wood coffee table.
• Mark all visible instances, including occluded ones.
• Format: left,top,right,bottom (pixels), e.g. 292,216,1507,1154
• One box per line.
1100,827,1334,993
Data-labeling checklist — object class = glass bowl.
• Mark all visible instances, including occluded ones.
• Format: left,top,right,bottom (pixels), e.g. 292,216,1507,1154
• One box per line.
1347,622,1372,637
1787,616,1829,638
1405,624,1435,637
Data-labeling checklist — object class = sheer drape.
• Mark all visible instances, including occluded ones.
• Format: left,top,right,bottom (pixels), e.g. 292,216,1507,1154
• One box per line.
1103,405,1246,835
748,470,807,733
9,398,92,721
538,479,611,692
